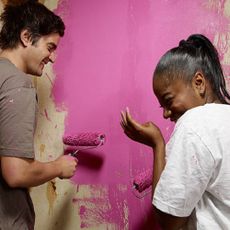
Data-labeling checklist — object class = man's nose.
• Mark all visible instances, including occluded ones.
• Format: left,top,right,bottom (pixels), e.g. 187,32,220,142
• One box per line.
49,52,56,63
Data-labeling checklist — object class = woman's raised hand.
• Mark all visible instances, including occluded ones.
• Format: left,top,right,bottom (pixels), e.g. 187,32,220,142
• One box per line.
120,107,165,149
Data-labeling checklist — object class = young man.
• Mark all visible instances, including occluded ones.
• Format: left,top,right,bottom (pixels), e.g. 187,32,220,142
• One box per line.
0,1,77,229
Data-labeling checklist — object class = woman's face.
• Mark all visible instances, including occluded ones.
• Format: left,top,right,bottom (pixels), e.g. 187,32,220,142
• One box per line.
153,77,205,122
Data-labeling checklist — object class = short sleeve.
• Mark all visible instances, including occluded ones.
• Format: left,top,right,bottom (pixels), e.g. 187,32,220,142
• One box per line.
152,124,215,217
0,87,36,158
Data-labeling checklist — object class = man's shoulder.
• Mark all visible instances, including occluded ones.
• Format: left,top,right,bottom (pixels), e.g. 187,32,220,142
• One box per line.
0,58,32,91
0,58,24,76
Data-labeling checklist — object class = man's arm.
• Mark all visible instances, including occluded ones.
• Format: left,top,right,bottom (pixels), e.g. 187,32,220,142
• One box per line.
1,155,77,188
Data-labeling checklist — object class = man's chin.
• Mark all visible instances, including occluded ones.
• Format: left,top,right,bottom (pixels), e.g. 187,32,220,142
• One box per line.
26,67,43,76
31,70,43,77
28,73,42,77
37,72,43,77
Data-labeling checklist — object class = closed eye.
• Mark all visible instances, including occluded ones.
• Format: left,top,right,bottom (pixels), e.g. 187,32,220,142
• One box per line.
47,43,57,53
165,98,173,107
47,46,55,52
158,99,172,109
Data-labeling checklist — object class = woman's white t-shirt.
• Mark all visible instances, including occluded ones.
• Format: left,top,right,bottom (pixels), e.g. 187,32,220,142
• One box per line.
153,103,230,229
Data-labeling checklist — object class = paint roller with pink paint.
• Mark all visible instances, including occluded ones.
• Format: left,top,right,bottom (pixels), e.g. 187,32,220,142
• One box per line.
133,169,152,193
63,132,106,157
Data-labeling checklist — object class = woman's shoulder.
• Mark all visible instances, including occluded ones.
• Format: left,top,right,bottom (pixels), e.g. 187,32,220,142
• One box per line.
175,103,230,133
181,103,230,121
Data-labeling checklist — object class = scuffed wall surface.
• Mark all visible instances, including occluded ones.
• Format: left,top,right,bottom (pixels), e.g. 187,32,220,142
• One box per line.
0,0,230,230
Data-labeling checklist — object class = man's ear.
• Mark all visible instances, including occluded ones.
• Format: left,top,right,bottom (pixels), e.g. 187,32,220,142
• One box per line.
20,29,32,47
192,72,206,96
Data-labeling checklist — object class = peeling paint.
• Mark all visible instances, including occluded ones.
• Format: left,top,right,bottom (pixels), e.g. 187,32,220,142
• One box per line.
224,0,230,17
46,180,57,215
39,143,46,158
71,185,129,229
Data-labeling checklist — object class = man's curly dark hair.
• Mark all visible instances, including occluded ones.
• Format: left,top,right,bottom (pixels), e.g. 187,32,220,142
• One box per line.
0,0,65,49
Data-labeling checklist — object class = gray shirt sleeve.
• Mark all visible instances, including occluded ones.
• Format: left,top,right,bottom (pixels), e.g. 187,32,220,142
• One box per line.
0,87,36,158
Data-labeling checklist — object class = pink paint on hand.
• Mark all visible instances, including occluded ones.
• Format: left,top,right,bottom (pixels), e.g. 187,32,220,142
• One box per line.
133,169,152,193
63,132,106,146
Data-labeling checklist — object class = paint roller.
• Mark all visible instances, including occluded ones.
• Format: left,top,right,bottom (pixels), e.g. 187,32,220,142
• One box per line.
133,169,152,193
63,132,106,157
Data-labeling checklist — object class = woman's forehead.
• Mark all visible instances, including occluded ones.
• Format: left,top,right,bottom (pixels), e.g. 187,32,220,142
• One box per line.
153,75,171,88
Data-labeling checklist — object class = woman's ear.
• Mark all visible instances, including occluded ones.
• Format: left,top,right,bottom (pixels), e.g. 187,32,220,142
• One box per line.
192,72,206,97
20,29,32,47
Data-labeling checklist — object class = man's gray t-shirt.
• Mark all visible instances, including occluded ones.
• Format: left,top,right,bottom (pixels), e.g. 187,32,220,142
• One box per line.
0,58,36,229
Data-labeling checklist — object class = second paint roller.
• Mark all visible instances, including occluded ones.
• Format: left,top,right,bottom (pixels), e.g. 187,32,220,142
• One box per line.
63,132,106,156
133,169,152,193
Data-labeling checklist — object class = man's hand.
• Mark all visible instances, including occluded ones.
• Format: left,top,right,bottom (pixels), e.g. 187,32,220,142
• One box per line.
55,155,78,179
120,107,165,149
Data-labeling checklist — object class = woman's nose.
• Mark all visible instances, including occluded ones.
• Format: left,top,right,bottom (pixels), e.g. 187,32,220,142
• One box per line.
163,108,172,119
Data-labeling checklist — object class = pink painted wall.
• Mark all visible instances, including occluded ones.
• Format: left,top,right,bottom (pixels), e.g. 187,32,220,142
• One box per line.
53,0,229,229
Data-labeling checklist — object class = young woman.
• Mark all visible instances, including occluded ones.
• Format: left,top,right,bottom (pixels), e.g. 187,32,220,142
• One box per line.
121,34,230,229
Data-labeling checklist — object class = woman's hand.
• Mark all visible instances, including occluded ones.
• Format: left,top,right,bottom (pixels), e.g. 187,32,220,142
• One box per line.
120,107,165,149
